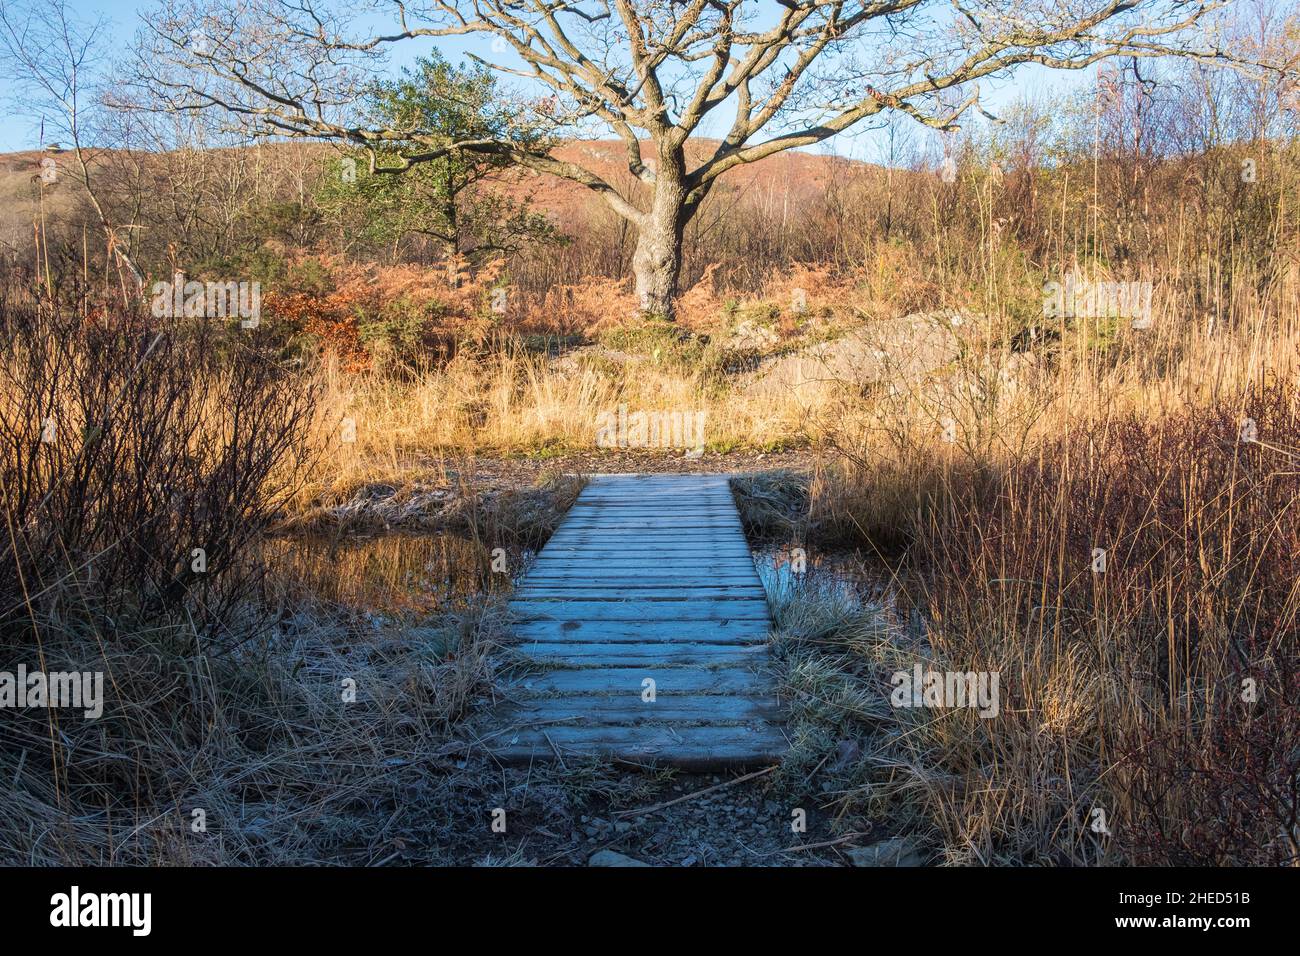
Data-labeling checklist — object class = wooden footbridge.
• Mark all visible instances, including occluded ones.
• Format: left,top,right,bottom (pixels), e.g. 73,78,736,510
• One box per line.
489,474,786,769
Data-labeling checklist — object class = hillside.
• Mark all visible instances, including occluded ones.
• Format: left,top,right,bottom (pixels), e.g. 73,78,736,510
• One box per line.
513,138,870,228
0,140,876,259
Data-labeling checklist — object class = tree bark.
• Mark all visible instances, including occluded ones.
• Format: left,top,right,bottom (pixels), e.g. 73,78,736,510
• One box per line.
631,151,689,320
444,237,460,287
442,194,460,287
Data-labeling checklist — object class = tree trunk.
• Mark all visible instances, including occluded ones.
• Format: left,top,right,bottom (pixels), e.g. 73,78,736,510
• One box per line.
443,190,460,287
631,159,689,321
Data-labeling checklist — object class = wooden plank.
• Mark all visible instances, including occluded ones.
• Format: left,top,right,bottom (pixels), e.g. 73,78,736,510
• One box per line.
521,564,756,575
525,554,759,561
529,551,749,562
518,580,764,590
518,578,764,587
539,547,751,557
509,666,768,696
568,505,736,512
549,520,746,529
572,498,736,505
511,641,767,664
552,520,743,529
511,619,770,642
517,587,766,599
552,540,741,550
535,543,751,551
518,570,761,580
551,522,754,530
535,541,754,548
543,534,749,542
545,531,749,542
551,521,744,527
486,724,787,769
565,509,738,517
563,513,739,519
521,567,758,576
576,482,731,489
512,598,770,620
569,498,736,506
515,595,768,606
507,694,780,724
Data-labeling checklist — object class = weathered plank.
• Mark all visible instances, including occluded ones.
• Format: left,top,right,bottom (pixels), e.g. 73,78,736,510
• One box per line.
512,598,771,621
514,580,764,595
509,694,780,724
489,724,788,770
511,666,768,696
511,619,770,642
512,641,768,664
489,473,785,769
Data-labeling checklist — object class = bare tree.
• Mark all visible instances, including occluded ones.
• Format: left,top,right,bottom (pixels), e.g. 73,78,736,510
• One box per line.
137,0,1292,319
0,0,147,292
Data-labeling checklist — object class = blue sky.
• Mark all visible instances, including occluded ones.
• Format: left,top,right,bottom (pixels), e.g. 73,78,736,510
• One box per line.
0,0,1090,159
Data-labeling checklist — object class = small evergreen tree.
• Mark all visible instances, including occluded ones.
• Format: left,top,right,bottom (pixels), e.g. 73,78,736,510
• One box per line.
318,53,561,280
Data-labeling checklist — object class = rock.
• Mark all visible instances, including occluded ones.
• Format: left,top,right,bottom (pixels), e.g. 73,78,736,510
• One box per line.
589,849,649,867
846,837,924,867
743,311,970,398
832,738,862,770
726,319,780,351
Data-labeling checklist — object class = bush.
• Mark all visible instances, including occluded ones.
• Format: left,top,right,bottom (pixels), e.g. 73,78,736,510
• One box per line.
0,301,321,642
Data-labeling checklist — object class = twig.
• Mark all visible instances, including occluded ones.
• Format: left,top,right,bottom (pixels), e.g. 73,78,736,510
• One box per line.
434,717,579,756
543,730,568,772
614,765,776,819
774,830,872,855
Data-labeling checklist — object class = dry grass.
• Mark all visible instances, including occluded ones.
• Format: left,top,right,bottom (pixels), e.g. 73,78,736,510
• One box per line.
6,177,1300,864
737,299,1300,865
0,596,513,865
0,298,585,865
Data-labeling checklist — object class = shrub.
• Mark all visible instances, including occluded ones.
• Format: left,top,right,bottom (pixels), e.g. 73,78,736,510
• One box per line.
0,300,320,642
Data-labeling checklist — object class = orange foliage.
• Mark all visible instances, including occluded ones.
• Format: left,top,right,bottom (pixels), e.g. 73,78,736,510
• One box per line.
263,255,510,369
521,274,637,332
674,263,724,331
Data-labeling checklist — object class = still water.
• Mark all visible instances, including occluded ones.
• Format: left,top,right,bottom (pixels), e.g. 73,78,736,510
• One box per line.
262,532,529,617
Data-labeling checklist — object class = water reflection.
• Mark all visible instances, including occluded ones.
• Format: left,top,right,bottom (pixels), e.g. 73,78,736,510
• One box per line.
751,545,918,624
753,546,872,593
262,533,528,617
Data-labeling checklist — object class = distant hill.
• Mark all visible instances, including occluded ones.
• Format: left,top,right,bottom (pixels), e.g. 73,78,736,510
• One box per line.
0,148,94,260
507,139,872,227
0,138,872,221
